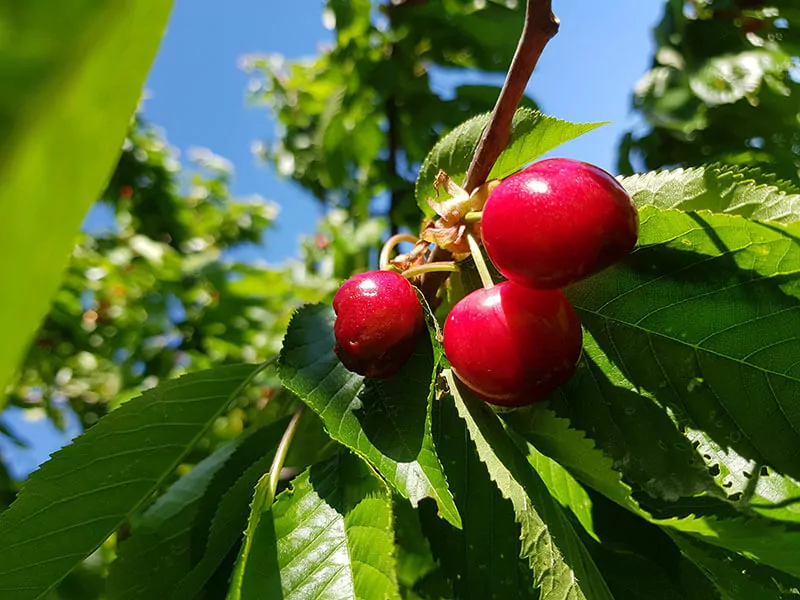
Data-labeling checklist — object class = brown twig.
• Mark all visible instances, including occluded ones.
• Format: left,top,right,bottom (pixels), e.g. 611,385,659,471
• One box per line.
421,0,558,305
462,0,559,193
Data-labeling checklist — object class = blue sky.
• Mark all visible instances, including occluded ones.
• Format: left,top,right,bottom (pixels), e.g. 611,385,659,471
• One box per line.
142,1,664,260
0,1,664,478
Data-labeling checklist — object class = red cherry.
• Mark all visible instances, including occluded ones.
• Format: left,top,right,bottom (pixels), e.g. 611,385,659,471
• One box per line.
443,281,582,407
481,158,638,289
333,270,425,378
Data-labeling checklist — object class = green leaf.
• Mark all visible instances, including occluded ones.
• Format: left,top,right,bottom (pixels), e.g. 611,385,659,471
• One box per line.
659,512,800,579
392,497,438,593
569,206,800,485
504,403,800,578
508,429,598,542
188,418,292,565
415,108,605,216
228,452,400,600
689,50,789,106
0,364,260,600
443,370,614,600
419,392,536,600
685,429,800,525
0,1,174,405
107,439,240,599
549,329,719,502
278,304,460,527
670,532,800,599
172,420,291,599
620,164,800,224
579,502,721,600
502,407,643,516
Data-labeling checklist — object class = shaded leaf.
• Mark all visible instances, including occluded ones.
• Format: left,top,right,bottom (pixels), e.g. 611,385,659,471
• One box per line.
0,1,173,404
278,304,459,527
670,532,799,599
392,497,438,593
415,109,605,216
107,439,240,599
419,393,536,600
228,452,400,600
0,364,261,600
172,421,290,599
505,404,800,578
443,370,613,600
188,418,293,565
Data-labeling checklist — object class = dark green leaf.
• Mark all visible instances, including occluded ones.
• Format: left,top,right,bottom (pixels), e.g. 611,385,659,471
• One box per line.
443,370,614,600
505,394,800,578
415,108,605,216
670,532,799,599
0,364,261,600
173,421,289,599
188,419,292,565
278,304,459,527
419,393,536,600
107,439,240,599
0,1,173,404
393,497,438,593
569,206,800,484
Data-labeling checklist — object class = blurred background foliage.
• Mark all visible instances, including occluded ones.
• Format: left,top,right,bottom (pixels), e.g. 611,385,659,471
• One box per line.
0,0,530,513
620,0,800,183
1,0,799,595
244,0,529,229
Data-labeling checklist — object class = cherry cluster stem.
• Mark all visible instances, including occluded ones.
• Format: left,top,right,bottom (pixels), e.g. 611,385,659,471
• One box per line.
420,0,558,303
462,0,559,193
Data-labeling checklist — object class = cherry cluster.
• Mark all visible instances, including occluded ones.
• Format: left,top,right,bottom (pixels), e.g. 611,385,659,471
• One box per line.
332,158,638,408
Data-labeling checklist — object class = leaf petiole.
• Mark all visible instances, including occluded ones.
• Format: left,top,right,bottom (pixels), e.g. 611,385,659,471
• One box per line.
262,403,306,509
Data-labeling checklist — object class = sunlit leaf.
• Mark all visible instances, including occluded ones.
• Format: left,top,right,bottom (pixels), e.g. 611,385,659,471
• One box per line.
569,206,800,484
621,165,800,224
278,304,460,527
670,532,800,599
415,109,605,216
0,1,174,405
227,452,400,600
505,401,800,578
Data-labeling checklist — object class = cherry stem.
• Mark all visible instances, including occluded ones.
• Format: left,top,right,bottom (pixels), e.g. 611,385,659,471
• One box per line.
463,211,483,223
263,404,305,509
462,0,559,193
466,233,495,290
379,233,420,269
402,262,459,280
